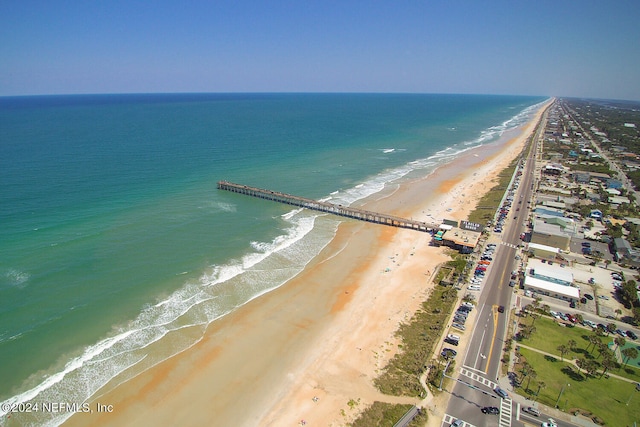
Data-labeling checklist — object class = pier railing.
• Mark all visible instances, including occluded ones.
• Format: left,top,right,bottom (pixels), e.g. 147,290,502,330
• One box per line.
217,181,437,232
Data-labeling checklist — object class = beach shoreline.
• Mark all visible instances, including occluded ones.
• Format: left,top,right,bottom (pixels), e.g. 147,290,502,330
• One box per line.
61,101,550,427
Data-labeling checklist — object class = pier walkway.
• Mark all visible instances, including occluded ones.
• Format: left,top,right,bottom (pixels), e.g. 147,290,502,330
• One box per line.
217,181,437,232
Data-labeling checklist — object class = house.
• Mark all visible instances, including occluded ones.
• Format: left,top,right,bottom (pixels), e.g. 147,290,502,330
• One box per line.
606,179,624,190
573,172,590,184
590,209,603,220
609,195,631,205
613,238,640,268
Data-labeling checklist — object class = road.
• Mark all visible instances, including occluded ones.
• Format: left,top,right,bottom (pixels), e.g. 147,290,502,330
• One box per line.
442,103,552,427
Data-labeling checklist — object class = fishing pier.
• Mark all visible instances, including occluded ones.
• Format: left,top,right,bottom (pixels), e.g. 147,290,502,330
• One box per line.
217,181,437,232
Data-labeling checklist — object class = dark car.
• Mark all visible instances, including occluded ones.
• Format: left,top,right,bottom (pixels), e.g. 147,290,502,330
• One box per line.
441,348,457,359
481,406,499,415
584,294,594,300
445,337,459,346
580,297,587,304
627,330,638,340
498,305,505,313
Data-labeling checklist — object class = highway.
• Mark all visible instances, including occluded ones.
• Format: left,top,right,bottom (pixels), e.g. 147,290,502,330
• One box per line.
441,104,552,427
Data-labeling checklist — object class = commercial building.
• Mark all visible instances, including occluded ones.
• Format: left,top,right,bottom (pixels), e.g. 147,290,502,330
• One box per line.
523,261,579,302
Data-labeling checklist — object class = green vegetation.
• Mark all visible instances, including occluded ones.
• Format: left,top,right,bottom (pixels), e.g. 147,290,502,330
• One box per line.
350,403,426,427
374,284,457,396
467,156,520,225
517,316,640,382
514,314,640,425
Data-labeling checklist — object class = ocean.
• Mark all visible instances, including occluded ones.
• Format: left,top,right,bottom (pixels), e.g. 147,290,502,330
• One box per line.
0,93,545,425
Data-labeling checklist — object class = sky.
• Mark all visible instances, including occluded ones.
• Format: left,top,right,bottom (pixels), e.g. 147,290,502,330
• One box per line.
1,0,639,100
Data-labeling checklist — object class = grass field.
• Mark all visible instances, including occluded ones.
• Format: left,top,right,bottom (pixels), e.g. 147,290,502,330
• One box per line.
517,348,640,426
519,315,640,382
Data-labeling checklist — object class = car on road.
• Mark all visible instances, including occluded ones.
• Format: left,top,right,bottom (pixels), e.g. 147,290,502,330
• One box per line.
541,418,557,427
481,406,499,415
498,305,505,313
522,406,540,416
494,386,508,398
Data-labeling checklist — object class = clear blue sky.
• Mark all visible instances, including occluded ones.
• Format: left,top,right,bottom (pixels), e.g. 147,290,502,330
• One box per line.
2,0,639,100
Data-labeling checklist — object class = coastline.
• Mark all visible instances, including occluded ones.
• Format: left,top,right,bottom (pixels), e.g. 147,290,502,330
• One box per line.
62,101,550,427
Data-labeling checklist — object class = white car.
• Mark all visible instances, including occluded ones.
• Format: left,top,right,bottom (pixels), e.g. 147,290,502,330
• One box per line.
468,285,481,291
462,302,474,309
447,333,461,341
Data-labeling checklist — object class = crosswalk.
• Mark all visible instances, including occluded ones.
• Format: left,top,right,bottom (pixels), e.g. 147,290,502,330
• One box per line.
442,413,474,426
460,367,497,389
501,242,519,249
445,367,512,427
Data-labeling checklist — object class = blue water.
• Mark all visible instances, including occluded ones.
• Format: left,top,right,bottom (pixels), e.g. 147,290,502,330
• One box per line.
0,93,545,424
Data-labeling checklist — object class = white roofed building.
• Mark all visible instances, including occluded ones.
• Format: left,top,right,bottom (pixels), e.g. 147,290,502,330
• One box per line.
523,260,579,302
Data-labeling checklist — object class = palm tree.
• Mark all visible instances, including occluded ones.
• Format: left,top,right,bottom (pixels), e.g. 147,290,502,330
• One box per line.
622,347,639,367
596,341,609,359
526,368,537,391
519,361,532,385
574,313,584,325
557,344,570,361
567,339,577,354
535,381,546,401
600,355,616,378
587,334,601,353
615,308,622,320
614,336,626,351
606,323,617,336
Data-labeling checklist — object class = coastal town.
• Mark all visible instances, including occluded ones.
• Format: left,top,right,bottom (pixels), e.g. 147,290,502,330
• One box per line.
380,98,640,427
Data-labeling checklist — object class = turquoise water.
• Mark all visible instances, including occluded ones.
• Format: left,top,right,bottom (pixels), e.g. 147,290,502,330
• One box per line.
0,93,545,424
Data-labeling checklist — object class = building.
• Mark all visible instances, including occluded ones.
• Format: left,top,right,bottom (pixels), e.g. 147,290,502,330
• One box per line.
523,261,579,302
436,226,482,254
613,238,640,268
531,220,571,250
528,242,560,261
606,179,624,189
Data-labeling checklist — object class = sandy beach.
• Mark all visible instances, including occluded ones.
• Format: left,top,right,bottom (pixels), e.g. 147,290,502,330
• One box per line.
64,101,550,427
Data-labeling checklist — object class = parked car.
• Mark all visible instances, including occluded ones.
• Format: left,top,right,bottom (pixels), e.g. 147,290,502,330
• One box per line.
452,323,466,331
441,348,457,359
450,420,463,427
468,285,481,291
627,330,638,340
462,302,474,309
584,294,594,300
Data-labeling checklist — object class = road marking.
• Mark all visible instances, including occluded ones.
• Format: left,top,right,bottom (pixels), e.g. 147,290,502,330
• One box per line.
442,413,476,427
499,397,513,427
459,367,497,389
501,242,518,249
484,305,499,374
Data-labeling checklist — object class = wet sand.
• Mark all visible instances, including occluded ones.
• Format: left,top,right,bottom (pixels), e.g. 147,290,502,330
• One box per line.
64,101,549,427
